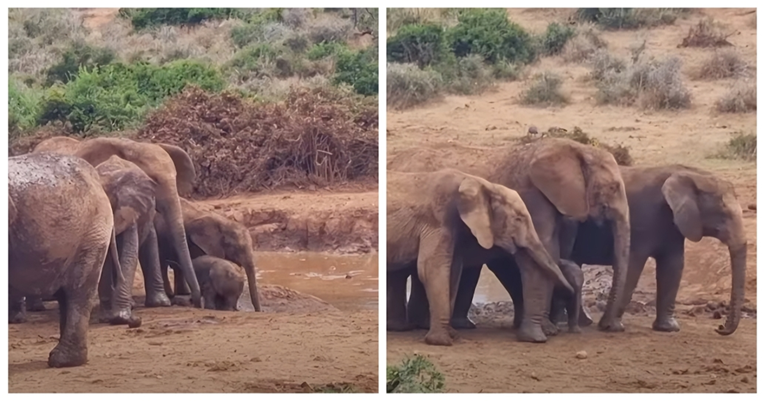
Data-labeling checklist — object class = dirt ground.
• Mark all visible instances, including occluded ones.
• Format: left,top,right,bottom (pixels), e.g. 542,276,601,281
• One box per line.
9,189,379,393
386,8,757,393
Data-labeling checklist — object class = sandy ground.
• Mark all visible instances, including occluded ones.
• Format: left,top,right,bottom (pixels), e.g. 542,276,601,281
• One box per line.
386,8,757,393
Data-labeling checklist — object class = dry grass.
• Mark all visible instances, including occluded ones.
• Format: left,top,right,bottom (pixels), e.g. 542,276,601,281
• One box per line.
520,72,568,107
679,18,733,48
305,14,352,43
714,132,756,162
518,126,633,166
588,49,626,81
386,8,458,34
594,55,691,110
562,23,609,63
694,49,750,80
386,63,443,109
715,80,757,113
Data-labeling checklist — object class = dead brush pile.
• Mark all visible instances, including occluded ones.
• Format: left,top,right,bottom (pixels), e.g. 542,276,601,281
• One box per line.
135,85,378,197
519,126,633,166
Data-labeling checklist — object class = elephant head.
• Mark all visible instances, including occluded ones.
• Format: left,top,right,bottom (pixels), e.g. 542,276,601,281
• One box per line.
32,136,202,307
181,199,262,312
457,176,574,293
96,156,158,234
527,139,631,329
661,170,746,335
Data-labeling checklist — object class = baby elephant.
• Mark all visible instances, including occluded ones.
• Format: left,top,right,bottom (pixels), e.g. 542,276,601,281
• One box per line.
193,256,245,311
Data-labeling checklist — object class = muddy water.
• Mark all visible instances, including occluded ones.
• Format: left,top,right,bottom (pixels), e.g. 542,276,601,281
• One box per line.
252,251,378,312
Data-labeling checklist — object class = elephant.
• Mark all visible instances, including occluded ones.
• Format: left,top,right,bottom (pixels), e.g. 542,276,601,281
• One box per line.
95,156,171,327
401,138,632,335
9,152,119,367
404,257,585,333
387,168,573,345
32,136,203,307
552,164,746,335
155,198,262,311
192,255,245,311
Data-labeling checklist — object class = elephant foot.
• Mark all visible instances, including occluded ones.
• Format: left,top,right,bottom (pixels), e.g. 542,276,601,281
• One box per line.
387,319,414,332
652,317,680,332
512,316,523,330
542,318,559,336
568,325,582,334
451,317,476,330
145,292,172,308
516,323,547,343
107,309,143,329
597,315,625,332
171,296,192,307
447,326,460,339
424,329,453,346
48,343,87,368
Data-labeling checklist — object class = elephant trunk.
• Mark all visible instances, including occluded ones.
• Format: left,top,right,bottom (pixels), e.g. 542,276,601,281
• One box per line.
608,214,630,318
524,242,574,294
716,243,746,335
242,247,262,312
158,183,202,307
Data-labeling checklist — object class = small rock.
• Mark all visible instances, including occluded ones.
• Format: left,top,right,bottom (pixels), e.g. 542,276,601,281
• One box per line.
530,372,539,381
741,377,749,383
576,351,588,359
345,274,352,279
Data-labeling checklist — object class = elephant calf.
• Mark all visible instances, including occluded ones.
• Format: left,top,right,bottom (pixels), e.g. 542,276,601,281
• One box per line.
193,256,245,311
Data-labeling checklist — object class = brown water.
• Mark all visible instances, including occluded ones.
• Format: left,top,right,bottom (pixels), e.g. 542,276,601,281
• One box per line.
253,251,378,312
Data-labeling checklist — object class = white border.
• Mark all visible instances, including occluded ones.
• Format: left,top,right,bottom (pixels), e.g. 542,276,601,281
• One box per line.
2,0,763,398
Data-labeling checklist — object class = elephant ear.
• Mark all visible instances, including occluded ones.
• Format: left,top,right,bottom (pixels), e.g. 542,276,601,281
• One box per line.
457,177,494,249
529,144,589,220
157,143,196,197
185,216,227,258
662,174,703,242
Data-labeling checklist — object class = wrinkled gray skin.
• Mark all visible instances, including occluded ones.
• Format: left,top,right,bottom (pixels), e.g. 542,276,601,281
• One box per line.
192,256,245,311
550,165,747,335
9,153,116,368
387,169,573,345
95,156,171,327
154,198,262,311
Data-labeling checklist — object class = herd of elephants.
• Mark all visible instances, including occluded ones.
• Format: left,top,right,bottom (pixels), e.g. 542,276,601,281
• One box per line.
386,137,747,346
8,137,265,368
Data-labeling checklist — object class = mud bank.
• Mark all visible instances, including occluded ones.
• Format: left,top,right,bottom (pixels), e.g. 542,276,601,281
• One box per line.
195,190,378,254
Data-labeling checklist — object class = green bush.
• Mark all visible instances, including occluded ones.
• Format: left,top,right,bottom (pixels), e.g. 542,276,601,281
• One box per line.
334,47,378,96
436,54,494,95
120,8,241,30
307,41,348,60
387,355,445,393
9,78,44,139
448,9,536,64
387,23,448,68
38,60,225,132
230,15,289,49
227,44,282,78
575,8,684,30
45,41,115,86
541,23,576,56
387,63,443,109
720,132,756,161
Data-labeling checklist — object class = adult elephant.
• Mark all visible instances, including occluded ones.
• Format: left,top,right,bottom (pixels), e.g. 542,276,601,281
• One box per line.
9,153,118,367
32,136,203,307
155,198,262,312
402,138,632,333
552,165,746,335
95,156,170,327
387,168,573,345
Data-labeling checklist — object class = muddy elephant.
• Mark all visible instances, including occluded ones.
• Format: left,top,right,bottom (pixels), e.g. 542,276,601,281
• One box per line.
9,153,118,367
549,165,747,335
387,168,573,345
155,198,262,311
192,256,245,311
33,136,203,307
95,156,172,327
406,257,585,333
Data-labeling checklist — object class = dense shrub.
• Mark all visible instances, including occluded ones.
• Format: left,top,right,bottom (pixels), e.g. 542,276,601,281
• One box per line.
307,41,348,60
226,44,284,80
334,47,378,96
595,56,691,110
9,78,44,140
719,132,756,161
576,8,684,30
679,18,733,48
120,8,241,30
436,54,494,95
541,23,576,56
448,9,536,64
387,355,445,393
45,42,116,85
282,8,312,28
387,23,448,68
562,24,607,63
696,49,749,80
231,21,290,49
387,63,443,109
588,49,626,81
715,80,756,113
38,60,225,132
305,14,352,43
521,71,568,106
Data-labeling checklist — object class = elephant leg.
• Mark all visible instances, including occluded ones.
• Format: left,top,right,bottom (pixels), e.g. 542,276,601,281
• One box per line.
174,268,191,296
108,226,142,328
48,247,104,368
9,293,27,324
653,249,684,332
161,263,174,298
387,268,412,331
26,296,47,312
549,290,568,325
616,251,651,319
514,251,550,343
486,258,524,329
407,272,429,330
202,282,217,310
140,226,171,307
451,266,480,329
97,254,115,321
417,234,456,346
